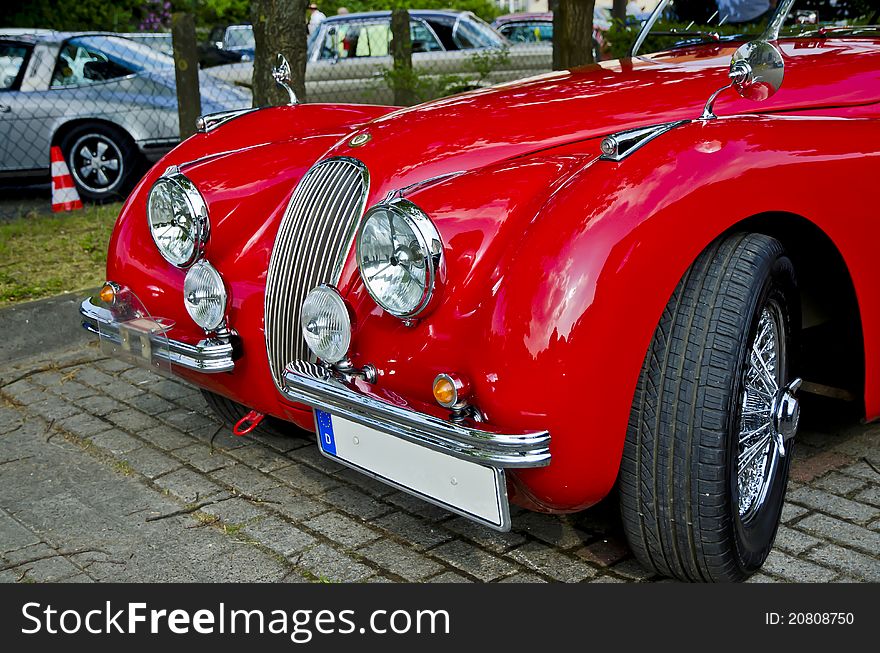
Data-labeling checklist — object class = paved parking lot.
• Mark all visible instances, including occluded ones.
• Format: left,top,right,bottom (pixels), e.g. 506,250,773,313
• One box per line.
1,335,878,583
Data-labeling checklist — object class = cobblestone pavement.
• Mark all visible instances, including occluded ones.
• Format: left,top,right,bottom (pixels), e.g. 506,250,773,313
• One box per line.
1,344,878,583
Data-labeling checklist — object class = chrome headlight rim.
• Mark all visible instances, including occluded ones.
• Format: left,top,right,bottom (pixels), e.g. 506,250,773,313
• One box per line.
183,259,228,332
301,284,353,365
146,168,210,269
356,199,443,320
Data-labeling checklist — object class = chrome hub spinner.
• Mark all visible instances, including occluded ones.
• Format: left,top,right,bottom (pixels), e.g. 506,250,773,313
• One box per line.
772,378,802,457
737,303,801,521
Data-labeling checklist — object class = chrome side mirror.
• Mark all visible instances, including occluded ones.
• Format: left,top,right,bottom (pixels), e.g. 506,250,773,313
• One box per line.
272,53,298,104
701,40,784,120
730,40,785,102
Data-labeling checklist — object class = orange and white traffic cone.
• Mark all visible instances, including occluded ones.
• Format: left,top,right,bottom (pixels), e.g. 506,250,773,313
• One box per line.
50,145,83,213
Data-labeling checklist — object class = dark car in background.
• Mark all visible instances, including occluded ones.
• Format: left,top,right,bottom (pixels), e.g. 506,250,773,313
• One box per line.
200,24,255,69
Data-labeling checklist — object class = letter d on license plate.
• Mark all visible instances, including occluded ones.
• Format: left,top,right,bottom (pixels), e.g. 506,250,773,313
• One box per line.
314,409,510,530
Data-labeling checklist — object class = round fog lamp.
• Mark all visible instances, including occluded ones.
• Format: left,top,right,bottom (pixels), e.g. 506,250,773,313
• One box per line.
301,286,352,364
184,260,227,331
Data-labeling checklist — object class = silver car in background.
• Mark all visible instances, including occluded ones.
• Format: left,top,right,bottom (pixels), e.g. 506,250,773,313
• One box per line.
0,31,250,201
208,10,552,105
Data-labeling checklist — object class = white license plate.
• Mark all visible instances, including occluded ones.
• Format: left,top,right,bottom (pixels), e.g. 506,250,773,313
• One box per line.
315,410,510,530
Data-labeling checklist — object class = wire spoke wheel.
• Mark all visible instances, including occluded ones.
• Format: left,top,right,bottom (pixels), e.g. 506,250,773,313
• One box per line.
620,233,800,581
737,303,785,522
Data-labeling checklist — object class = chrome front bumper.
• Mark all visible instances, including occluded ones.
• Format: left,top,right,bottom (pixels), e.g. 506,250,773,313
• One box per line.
79,296,235,373
281,360,551,469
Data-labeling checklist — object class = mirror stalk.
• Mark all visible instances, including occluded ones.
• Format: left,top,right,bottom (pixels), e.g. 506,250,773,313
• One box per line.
700,60,752,120
272,53,298,105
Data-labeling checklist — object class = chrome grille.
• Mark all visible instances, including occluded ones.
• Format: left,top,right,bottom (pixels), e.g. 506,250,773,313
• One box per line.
264,157,368,390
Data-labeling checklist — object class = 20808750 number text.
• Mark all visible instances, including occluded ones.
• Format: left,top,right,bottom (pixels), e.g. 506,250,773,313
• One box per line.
765,613,855,625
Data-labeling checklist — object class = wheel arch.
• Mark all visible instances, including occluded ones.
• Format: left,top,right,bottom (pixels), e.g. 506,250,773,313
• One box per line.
732,212,866,413
51,117,137,149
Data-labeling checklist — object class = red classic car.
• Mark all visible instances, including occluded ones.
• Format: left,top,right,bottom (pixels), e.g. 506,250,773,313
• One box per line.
80,0,880,582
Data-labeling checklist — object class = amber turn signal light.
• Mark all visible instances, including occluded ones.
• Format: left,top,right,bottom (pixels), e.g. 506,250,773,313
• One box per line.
433,376,456,407
99,282,117,304
433,373,470,409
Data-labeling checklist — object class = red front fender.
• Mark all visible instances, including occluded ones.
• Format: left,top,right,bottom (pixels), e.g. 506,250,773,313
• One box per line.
480,115,879,511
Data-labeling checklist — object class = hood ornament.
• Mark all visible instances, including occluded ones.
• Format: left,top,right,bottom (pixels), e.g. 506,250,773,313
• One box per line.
272,54,298,105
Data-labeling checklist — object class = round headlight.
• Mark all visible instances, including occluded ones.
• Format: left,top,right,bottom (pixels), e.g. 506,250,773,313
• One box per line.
147,172,209,268
356,200,442,318
184,260,227,331
301,285,352,364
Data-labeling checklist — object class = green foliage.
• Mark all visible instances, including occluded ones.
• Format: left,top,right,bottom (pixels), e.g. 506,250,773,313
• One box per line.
3,0,251,31
4,0,141,31
174,0,251,25
468,46,509,79
381,60,421,102
3,0,499,31
604,19,761,60
381,45,510,105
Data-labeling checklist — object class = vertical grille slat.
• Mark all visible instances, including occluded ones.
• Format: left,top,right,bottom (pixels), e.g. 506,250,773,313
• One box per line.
264,158,368,390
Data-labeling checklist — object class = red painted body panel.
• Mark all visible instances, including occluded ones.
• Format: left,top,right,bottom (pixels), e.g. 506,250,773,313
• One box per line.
105,39,880,512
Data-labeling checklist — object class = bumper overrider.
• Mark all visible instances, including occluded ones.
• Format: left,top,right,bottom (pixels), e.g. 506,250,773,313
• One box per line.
79,296,235,373
282,361,551,469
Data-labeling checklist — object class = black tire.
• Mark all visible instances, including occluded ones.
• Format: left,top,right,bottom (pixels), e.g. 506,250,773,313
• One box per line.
58,122,142,203
619,232,799,582
201,390,310,440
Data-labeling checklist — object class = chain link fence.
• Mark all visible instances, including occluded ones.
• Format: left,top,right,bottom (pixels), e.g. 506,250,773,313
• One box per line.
0,28,250,203
0,8,562,203
200,11,553,105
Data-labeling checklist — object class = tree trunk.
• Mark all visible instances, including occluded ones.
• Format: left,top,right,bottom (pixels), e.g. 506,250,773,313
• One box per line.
390,9,417,106
170,13,201,139
251,0,308,107
553,0,596,71
612,0,627,22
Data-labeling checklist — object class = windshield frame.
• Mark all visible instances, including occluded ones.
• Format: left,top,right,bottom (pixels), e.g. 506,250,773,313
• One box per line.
632,0,797,57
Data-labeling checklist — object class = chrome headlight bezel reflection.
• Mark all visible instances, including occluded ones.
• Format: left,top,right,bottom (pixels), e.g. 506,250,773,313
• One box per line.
356,199,443,320
146,169,210,268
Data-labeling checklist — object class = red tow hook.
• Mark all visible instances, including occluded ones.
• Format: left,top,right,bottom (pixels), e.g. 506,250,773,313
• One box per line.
233,410,265,436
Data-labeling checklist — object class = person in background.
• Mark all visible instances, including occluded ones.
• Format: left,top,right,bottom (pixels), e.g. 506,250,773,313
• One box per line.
308,3,327,35
716,0,778,24
337,7,349,14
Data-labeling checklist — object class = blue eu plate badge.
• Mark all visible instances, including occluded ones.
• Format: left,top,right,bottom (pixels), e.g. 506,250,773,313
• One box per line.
315,409,336,456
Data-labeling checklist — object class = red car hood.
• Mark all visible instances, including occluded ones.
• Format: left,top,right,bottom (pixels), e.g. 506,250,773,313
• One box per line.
328,38,880,193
